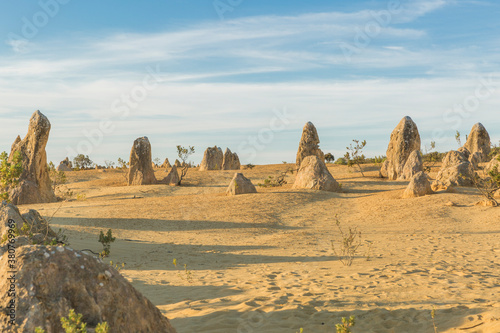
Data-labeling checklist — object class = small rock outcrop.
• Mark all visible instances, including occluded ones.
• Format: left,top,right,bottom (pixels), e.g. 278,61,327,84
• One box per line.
401,150,423,180
293,155,341,192
199,146,223,171
462,123,491,162
162,165,180,186
56,157,72,171
161,158,172,168
222,148,241,170
1,202,57,256
127,137,157,185
226,173,257,195
402,171,433,198
8,110,56,205
0,245,177,333
434,150,474,187
174,159,181,167
296,122,325,168
380,116,421,180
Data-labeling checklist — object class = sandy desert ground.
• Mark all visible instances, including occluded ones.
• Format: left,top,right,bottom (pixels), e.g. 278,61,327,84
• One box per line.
19,163,500,333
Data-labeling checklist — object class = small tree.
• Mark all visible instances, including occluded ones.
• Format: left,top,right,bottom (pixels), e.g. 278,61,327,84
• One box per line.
73,154,94,170
325,153,335,163
344,139,367,177
104,160,115,169
0,151,23,201
153,157,161,167
176,145,195,185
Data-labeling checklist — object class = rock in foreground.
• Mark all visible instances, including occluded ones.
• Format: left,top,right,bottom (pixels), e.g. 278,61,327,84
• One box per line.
0,245,177,333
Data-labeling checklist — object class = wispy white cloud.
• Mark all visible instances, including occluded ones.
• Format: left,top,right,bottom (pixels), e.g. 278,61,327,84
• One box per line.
1,0,499,164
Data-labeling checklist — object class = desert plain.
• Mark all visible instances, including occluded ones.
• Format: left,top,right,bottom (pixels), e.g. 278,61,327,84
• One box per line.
21,162,500,333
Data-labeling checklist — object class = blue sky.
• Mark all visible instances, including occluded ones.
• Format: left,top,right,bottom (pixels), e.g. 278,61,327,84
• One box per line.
1,0,499,165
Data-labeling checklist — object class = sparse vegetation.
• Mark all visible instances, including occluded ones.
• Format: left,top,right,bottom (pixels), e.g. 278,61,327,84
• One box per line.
117,157,129,183
73,154,94,170
336,316,355,333
0,151,23,201
110,260,126,271
48,161,67,191
325,153,335,163
331,215,362,266
176,145,195,185
258,167,294,187
244,163,255,169
98,229,116,257
344,139,367,177
104,160,115,168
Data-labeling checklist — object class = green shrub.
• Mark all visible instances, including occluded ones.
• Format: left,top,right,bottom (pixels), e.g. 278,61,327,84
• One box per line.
0,151,23,201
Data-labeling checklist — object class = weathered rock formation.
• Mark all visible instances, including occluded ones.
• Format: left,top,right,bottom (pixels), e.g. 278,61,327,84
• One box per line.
127,137,157,185
199,146,223,171
402,171,433,198
174,159,181,167
56,157,72,171
380,116,421,180
226,173,257,195
222,148,241,170
161,158,172,168
462,123,491,162
162,165,180,186
434,150,474,187
293,155,341,192
296,122,325,168
401,150,423,180
8,110,56,205
0,245,177,333
10,135,21,155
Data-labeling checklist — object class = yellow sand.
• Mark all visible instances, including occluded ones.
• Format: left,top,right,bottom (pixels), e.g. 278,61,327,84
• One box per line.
23,164,500,333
